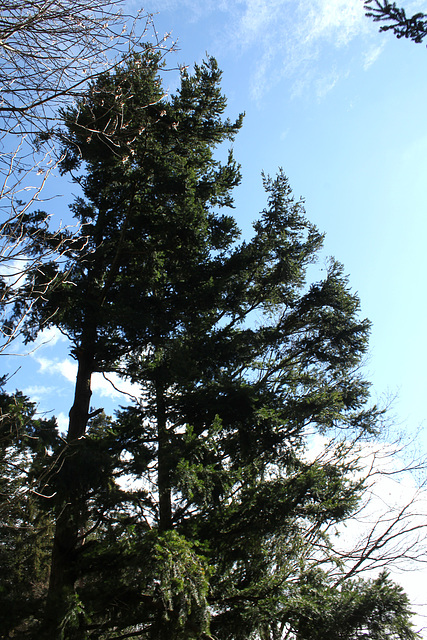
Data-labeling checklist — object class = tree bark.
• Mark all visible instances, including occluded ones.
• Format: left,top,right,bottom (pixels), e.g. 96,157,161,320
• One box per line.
41,347,95,639
156,378,172,532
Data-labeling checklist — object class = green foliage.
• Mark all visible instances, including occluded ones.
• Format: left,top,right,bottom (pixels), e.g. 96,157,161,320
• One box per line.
289,570,419,640
365,0,427,44
2,49,420,640
0,387,57,636
149,531,211,639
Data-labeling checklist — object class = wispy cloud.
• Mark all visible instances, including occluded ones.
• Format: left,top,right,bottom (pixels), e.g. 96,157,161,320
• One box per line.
233,0,366,49
315,67,348,99
236,0,286,47
363,42,385,69
22,384,57,403
231,0,372,100
34,354,141,402
302,0,366,47
145,0,382,100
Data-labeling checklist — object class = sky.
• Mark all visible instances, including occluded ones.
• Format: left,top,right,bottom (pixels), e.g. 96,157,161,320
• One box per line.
2,0,427,634
134,0,427,436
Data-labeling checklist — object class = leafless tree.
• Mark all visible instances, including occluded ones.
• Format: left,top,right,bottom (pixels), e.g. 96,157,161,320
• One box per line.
334,439,427,577
297,429,427,636
249,429,426,639
0,0,169,133
300,426,427,572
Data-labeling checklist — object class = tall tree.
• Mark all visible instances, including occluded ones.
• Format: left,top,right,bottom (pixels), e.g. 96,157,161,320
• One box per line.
14,49,243,638
9,52,420,639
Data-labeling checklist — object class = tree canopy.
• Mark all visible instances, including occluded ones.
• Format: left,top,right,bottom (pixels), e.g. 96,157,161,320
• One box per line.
1,48,421,640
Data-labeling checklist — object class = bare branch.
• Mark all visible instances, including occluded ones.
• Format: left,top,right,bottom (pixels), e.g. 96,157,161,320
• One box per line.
0,0,174,353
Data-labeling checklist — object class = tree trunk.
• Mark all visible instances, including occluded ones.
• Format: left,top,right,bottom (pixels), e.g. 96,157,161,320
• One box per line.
41,348,95,639
156,379,172,532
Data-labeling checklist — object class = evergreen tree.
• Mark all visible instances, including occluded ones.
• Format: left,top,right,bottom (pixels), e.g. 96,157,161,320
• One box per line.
0,385,57,636
8,51,419,639
14,49,243,638
288,570,419,640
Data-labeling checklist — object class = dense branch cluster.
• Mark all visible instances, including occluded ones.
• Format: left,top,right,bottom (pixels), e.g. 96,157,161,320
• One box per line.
364,0,427,44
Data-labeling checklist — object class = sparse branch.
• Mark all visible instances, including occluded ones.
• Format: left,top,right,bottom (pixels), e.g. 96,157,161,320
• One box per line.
0,0,173,353
0,0,171,134
314,435,427,584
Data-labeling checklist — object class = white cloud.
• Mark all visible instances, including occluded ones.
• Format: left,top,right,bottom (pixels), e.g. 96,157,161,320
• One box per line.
363,42,385,69
92,372,141,401
32,326,68,350
35,356,77,383
34,353,141,402
55,412,69,434
1,258,28,290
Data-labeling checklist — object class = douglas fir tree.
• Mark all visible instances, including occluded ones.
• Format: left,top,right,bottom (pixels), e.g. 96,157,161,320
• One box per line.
8,49,419,639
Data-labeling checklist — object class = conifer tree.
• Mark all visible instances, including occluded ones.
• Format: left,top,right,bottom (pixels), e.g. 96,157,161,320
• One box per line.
0,386,57,636
15,49,243,638
9,51,419,639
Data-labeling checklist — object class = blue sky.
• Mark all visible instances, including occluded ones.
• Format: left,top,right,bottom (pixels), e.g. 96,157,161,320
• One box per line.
2,0,427,632
135,0,427,435
5,0,427,434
